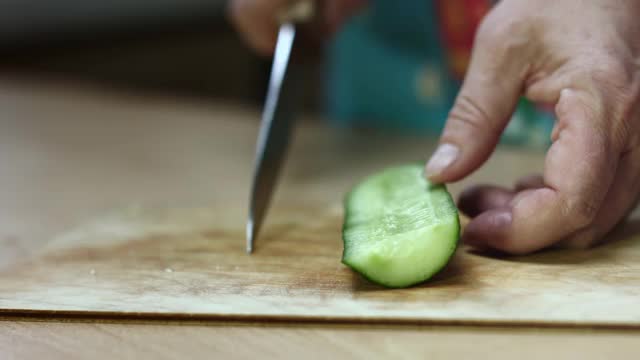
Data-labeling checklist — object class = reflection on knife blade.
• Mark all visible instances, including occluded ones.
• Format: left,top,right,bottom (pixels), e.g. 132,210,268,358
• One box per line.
247,23,303,254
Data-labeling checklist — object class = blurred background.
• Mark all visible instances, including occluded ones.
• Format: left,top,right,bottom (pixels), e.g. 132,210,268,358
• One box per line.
0,0,553,146
0,0,310,108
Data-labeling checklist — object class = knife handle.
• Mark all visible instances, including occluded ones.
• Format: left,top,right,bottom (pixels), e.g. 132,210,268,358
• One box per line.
277,0,315,24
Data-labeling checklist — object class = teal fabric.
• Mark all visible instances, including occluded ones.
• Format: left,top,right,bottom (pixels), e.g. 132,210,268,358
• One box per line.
324,0,554,149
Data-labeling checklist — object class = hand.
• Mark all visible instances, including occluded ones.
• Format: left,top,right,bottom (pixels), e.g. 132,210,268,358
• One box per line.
228,0,366,55
425,0,640,254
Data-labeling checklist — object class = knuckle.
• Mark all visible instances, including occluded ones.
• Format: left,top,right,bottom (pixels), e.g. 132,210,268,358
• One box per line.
592,56,632,88
475,14,531,56
583,55,635,102
447,94,497,136
586,55,640,151
564,196,599,230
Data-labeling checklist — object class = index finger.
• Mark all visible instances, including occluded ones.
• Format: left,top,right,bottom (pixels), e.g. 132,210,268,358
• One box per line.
229,0,290,55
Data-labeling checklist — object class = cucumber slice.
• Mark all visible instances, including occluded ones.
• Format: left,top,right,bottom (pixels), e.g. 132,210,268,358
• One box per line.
341,164,460,288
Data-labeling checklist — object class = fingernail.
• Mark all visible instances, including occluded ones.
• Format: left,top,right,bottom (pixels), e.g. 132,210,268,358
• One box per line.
425,143,459,178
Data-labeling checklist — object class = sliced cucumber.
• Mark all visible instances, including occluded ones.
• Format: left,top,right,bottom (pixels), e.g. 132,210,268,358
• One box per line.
342,164,460,288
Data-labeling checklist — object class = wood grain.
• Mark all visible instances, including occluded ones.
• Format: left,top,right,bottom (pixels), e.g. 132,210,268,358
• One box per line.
3,321,640,360
1,77,640,327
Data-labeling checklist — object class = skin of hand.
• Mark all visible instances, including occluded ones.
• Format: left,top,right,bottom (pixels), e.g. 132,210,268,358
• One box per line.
231,0,640,255
425,0,640,254
228,0,366,55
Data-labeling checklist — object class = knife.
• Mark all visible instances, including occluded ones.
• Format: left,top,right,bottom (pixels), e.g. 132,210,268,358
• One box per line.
246,1,314,254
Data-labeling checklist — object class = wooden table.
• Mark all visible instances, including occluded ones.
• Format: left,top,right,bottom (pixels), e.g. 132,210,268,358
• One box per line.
1,76,638,359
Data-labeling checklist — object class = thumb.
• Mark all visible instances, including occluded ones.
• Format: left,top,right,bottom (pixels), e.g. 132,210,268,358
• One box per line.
425,18,529,183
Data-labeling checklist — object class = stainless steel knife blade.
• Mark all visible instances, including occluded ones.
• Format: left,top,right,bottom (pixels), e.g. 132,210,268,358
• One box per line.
246,22,302,254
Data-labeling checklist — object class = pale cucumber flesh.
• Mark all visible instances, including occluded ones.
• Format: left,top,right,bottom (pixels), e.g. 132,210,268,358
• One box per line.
342,164,460,288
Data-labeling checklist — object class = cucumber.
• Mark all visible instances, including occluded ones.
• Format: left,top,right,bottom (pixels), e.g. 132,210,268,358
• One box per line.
341,164,460,288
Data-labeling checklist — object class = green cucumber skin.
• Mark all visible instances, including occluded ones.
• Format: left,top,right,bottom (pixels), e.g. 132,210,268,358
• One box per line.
341,165,461,289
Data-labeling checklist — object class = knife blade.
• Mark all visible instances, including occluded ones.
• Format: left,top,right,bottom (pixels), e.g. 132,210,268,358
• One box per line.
246,2,313,254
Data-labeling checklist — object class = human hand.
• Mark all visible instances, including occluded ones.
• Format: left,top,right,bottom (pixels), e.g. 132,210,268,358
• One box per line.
228,0,366,55
425,0,640,254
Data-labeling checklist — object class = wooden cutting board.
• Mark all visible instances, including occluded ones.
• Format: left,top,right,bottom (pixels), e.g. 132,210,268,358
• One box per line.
1,79,640,327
